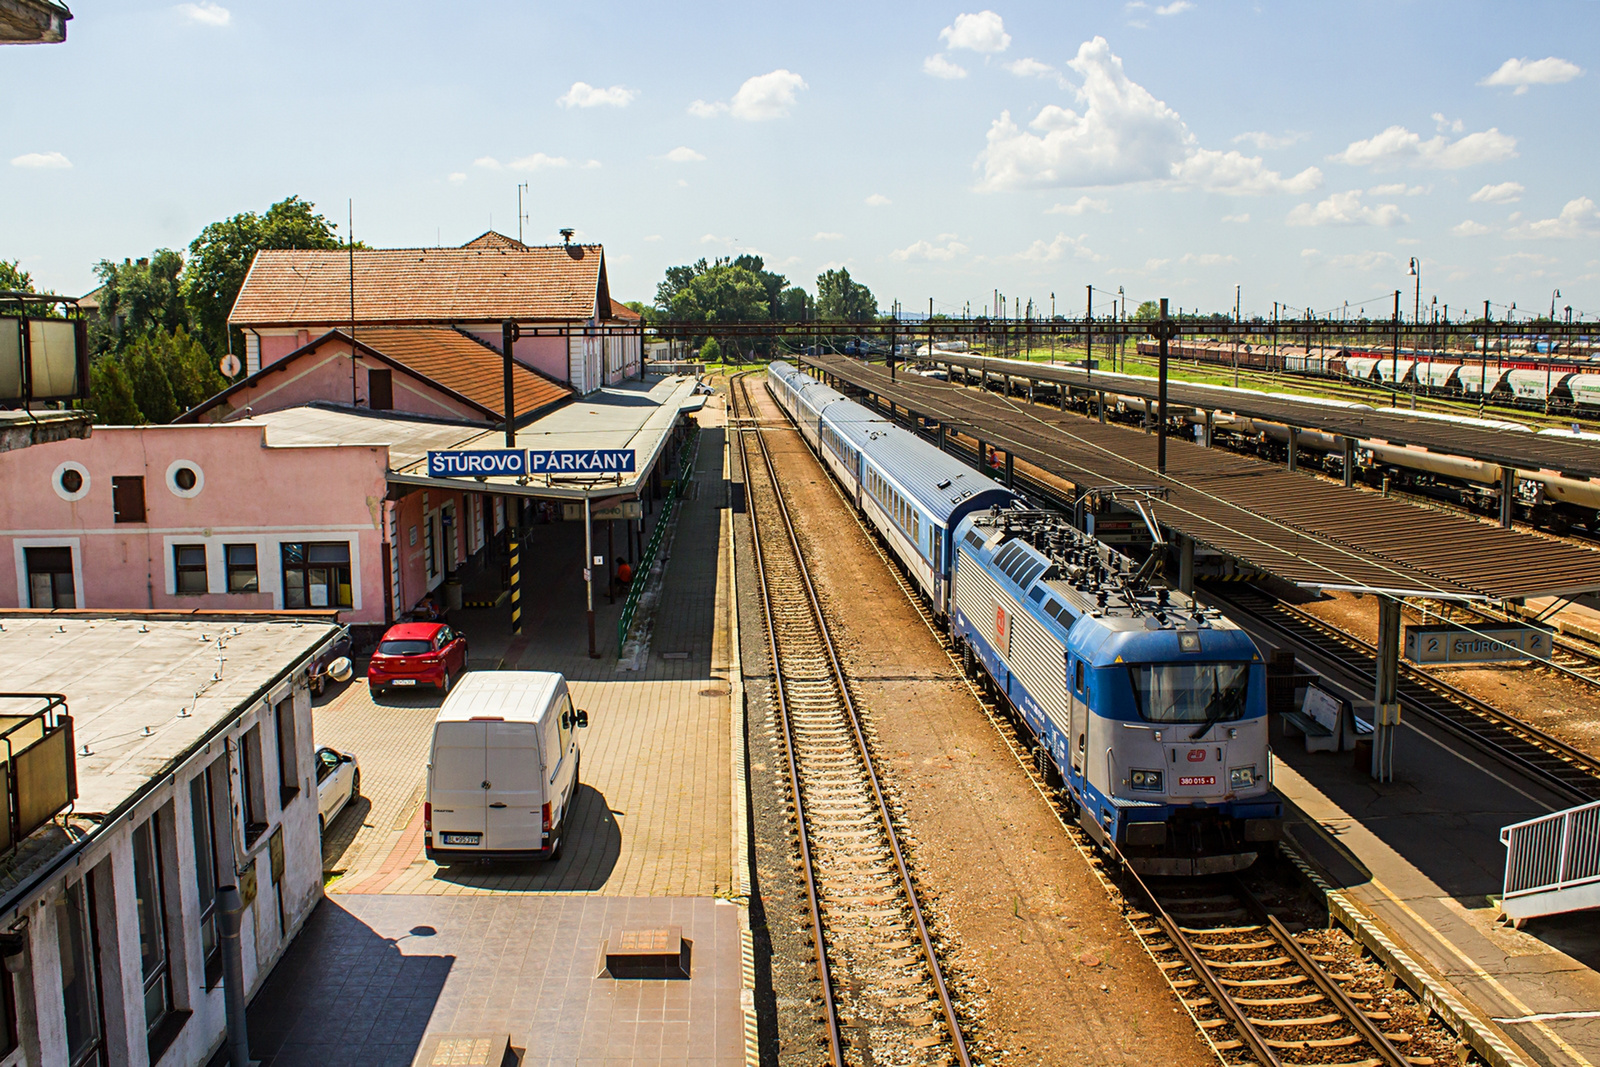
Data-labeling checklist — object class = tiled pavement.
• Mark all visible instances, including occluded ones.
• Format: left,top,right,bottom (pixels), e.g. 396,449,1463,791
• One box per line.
247,895,743,1066
261,393,747,1064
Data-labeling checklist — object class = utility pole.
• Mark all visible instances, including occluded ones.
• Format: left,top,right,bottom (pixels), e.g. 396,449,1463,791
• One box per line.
1391,290,1401,407
516,182,529,244
1480,300,1490,415
1157,298,1173,475
1050,292,1056,364
1086,285,1093,382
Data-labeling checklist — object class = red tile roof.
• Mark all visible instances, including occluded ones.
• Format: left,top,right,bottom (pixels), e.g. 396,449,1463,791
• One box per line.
609,298,642,321
357,327,570,418
229,245,610,327
461,231,530,250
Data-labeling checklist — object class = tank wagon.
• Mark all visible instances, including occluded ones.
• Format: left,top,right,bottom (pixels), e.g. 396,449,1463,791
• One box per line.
766,362,1282,874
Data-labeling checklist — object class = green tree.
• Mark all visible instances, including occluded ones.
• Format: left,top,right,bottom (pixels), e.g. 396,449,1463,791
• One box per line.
182,195,344,355
816,268,877,322
699,336,723,363
657,259,770,323
87,357,141,424
124,336,180,424
777,286,812,321
90,249,187,353
0,259,34,292
731,254,788,316
1132,300,1161,322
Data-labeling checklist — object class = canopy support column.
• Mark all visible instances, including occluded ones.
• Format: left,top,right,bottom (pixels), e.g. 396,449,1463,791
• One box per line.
1371,596,1401,782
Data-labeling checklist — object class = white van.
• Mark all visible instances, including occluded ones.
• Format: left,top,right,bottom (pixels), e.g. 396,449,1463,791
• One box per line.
424,671,589,864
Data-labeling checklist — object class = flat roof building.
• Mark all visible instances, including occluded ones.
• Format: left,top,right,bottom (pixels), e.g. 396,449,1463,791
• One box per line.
0,611,343,1067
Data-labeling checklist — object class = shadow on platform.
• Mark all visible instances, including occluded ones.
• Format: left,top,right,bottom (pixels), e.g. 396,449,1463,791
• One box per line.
429,784,623,893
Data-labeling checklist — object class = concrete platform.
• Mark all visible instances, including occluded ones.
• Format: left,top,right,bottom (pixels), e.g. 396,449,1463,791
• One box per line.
1270,685,1600,1067
243,397,749,1065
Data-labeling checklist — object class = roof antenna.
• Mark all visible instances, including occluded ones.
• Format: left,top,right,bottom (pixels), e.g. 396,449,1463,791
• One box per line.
518,182,529,244
349,199,359,407
560,228,575,246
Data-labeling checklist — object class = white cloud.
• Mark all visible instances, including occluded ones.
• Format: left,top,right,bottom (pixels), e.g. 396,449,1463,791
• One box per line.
1155,1,1194,13
1011,232,1101,263
508,153,568,171
446,172,466,185
693,70,808,120
1180,252,1235,266
643,235,662,242
1332,125,1516,170
975,37,1320,195
939,10,1010,53
1452,220,1491,237
1047,196,1110,215
558,82,637,108
923,54,968,80
865,193,891,206
1480,56,1583,94
1286,190,1407,227
1507,197,1600,239
1174,149,1321,195
1430,112,1464,134
662,146,705,163
1326,250,1398,272
891,238,968,262
175,2,229,26
1221,212,1249,223
1232,130,1307,150
473,156,502,169
1367,183,1428,196
1470,181,1524,204
1005,57,1056,79
10,151,71,169
813,232,844,241
700,234,734,246
582,159,601,169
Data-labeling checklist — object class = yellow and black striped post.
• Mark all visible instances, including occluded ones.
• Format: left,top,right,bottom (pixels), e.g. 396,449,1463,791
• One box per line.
509,531,522,635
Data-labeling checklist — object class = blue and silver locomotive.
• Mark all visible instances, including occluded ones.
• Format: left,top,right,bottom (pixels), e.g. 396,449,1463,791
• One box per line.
766,361,1282,874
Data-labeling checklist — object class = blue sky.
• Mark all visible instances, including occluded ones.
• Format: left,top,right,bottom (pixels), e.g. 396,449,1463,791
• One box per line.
4,1,1597,321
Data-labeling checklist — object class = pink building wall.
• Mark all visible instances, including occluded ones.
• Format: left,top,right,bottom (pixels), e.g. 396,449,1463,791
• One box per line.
0,425,393,624
193,341,484,423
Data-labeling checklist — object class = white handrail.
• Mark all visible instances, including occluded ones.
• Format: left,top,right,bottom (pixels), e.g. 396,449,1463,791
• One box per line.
1501,799,1600,900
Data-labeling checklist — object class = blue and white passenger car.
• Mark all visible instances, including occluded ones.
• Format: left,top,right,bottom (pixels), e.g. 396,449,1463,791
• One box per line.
768,361,1012,610
950,509,1281,874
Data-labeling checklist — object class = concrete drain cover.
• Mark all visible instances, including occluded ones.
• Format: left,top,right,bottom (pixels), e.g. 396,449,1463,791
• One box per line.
600,925,692,979
412,1033,509,1067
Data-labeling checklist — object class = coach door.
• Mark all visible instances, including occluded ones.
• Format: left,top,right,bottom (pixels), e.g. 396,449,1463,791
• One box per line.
1068,654,1087,777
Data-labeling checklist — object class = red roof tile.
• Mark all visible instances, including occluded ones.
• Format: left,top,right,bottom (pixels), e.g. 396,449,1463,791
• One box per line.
461,231,530,250
356,327,570,418
229,245,608,327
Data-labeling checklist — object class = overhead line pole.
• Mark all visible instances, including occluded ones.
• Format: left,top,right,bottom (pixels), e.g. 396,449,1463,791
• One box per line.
1157,297,1171,476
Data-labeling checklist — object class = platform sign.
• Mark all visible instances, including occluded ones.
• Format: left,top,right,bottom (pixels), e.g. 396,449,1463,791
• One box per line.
426,449,528,477
530,449,636,474
1404,623,1545,664
562,500,644,522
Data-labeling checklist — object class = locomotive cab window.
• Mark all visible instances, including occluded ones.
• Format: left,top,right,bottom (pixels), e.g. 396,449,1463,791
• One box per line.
1127,662,1249,724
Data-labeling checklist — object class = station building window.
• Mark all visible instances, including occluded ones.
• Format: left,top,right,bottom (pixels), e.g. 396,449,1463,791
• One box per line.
367,369,393,410
239,725,269,844
131,814,174,1037
173,545,207,595
275,696,299,805
281,542,352,608
25,546,75,608
111,476,145,523
189,763,224,983
225,544,258,593
55,877,104,1067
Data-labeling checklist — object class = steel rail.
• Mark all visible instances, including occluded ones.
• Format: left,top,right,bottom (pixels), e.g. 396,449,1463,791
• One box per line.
1229,876,1414,1067
734,372,974,1067
1210,585,1600,805
730,372,845,1067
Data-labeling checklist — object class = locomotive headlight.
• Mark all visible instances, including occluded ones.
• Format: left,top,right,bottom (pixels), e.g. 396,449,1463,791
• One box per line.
1131,770,1163,792
1230,766,1257,788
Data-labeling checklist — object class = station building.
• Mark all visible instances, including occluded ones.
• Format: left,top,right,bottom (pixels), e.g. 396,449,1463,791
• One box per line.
0,611,344,1067
0,234,701,644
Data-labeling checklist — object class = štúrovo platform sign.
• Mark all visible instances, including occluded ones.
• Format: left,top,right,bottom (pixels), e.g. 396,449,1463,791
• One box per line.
426,450,529,477
530,449,637,474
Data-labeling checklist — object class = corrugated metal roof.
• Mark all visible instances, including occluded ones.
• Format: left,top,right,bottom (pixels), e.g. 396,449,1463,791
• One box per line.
828,397,1011,522
805,353,1600,601
927,352,1600,479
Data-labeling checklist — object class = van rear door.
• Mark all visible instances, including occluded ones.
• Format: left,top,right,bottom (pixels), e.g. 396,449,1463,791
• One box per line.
430,720,488,850
485,721,544,852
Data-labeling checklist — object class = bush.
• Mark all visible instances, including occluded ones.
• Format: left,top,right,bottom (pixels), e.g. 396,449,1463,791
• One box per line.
699,337,723,364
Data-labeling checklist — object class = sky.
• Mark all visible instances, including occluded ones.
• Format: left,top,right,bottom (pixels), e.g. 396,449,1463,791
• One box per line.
3,0,1598,322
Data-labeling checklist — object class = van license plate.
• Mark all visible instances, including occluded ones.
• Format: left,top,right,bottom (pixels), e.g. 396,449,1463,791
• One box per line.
392,678,417,686
441,833,480,846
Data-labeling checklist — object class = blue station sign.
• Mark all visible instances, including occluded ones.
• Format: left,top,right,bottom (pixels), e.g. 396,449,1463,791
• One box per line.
426,449,528,477
529,449,637,474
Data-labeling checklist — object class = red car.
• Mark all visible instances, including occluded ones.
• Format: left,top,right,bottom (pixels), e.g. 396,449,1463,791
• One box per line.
368,622,468,695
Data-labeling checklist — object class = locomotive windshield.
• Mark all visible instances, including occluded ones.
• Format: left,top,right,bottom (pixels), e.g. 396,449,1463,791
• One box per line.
1127,663,1249,726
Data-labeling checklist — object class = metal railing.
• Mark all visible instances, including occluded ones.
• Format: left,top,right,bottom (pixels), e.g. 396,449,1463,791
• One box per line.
0,693,77,853
617,426,700,651
1501,799,1600,901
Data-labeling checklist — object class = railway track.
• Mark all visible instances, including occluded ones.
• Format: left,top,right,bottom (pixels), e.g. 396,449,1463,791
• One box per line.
730,372,971,1067
1205,585,1600,804
1133,873,1416,1067
770,375,1443,1067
